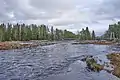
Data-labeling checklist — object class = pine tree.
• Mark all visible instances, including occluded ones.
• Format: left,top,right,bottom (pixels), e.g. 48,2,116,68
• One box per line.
31,24,38,40
55,28,60,40
92,30,96,40
80,28,85,40
6,23,12,41
85,27,91,40
51,26,54,40
26,25,32,41
0,24,5,41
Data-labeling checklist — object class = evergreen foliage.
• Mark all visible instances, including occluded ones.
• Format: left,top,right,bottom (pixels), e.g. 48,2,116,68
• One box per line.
78,27,95,40
0,23,77,41
92,30,96,40
103,22,120,40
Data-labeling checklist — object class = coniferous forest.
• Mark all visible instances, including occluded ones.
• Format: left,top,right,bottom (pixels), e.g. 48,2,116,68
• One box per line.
2,21,120,42
77,27,95,40
0,23,78,41
0,23,96,42
103,21,120,40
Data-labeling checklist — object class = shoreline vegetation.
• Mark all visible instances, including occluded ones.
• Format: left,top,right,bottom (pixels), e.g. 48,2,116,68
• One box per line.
107,53,120,78
0,23,96,50
0,21,120,50
0,40,56,50
72,40,116,45
0,40,117,50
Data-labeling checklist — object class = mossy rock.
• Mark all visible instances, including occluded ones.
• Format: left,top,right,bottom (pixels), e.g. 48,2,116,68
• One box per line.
86,58,104,72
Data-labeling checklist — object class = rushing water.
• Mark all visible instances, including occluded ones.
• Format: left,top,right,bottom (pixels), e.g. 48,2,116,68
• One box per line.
0,41,119,80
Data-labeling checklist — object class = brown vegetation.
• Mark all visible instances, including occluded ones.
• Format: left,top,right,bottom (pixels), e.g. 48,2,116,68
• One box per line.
92,41,114,45
107,53,120,78
76,40,115,45
0,41,38,50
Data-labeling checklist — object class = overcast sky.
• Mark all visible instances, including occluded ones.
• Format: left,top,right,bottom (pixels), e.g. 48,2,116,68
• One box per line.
0,0,120,35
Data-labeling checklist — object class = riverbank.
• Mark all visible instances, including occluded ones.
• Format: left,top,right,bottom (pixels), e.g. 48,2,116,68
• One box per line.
72,40,116,45
83,52,120,79
0,40,56,50
107,53,120,78
0,40,116,50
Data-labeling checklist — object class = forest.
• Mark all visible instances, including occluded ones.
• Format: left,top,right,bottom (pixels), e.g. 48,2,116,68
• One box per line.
0,23,77,41
77,27,95,40
1,21,120,42
0,23,95,42
103,21,120,40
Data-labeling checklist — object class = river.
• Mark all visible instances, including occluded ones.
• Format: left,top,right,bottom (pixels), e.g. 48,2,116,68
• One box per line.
0,41,119,80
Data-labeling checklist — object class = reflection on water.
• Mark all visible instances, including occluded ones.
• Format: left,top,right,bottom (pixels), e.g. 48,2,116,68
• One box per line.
0,41,119,80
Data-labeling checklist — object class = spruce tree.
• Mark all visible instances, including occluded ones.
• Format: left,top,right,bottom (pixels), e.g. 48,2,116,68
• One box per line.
92,30,96,40
51,26,54,40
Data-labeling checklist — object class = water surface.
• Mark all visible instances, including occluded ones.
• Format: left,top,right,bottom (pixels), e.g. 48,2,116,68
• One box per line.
0,41,119,80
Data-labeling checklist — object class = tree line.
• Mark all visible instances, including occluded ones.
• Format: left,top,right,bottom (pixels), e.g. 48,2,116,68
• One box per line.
103,21,120,40
77,27,96,40
0,23,77,41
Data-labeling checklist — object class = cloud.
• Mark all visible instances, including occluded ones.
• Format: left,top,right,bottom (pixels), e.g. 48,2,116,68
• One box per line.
0,0,120,35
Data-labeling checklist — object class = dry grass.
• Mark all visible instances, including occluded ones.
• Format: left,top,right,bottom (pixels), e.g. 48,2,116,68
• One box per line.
107,53,120,78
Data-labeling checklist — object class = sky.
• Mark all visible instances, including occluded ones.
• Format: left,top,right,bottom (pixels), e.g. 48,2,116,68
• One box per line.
0,0,120,35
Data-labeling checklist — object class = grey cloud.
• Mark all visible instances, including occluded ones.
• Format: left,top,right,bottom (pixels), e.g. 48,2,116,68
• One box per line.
95,0,120,20
29,0,75,11
3,0,61,20
0,0,120,35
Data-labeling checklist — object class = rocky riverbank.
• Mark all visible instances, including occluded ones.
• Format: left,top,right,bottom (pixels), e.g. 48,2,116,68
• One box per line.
0,41,38,50
0,41,56,50
72,40,115,45
83,53,120,78
107,53,120,78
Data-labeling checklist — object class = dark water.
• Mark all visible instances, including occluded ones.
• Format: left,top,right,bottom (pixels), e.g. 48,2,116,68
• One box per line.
0,41,119,80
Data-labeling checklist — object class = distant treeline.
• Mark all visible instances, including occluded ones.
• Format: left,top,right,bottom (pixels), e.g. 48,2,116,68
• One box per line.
103,21,120,40
77,27,96,40
0,23,77,41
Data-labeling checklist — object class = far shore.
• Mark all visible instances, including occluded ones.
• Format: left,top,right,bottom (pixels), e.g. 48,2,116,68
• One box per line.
0,40,119,50
0,40,56,50
72,40,117,45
